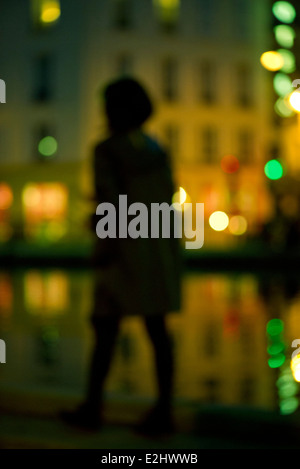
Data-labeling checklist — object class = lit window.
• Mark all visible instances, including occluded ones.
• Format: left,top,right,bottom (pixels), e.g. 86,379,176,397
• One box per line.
22,183,68,241
199,60,217,104
30,0,61,29
113,0,132,30
162,58,178,101
153,0,180,32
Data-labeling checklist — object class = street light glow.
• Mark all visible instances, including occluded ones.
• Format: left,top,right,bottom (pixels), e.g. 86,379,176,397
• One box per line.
209,211,229,232
289,91,300,112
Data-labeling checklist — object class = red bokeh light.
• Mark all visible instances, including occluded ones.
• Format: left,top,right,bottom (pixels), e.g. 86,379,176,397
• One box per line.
221,155,240,174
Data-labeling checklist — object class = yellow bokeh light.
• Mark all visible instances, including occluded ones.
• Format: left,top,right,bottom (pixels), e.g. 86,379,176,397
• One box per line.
228,216,248,236
178,187,187,204
41,1,61,24
172,187,188,211
260,51,284,71
289,91,300,113
291,355,300,382
209,211,229,232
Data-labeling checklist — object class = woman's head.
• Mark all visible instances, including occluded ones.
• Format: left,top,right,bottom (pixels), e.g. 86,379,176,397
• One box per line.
103,77,153,133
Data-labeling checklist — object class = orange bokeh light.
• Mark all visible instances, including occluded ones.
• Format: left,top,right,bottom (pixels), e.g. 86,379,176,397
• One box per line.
221,155,240,174
0,184,13,211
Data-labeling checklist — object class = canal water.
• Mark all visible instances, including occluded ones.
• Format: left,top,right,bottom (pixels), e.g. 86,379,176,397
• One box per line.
1,268,300,415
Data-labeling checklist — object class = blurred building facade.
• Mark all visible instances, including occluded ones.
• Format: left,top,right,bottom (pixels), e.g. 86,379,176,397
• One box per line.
0,0,297,248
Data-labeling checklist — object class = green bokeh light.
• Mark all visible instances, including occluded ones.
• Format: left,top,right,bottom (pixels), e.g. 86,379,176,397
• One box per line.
268,342,285,355
272,2,296,24
273,72,293,97
277,49,296,73
38,136,58,157
280,397,299,415
274,25,296,48
264,160,284,180
268,353,286,368
278,381,298,398
266,318,284,335
277,373,292,386
274,97,295,117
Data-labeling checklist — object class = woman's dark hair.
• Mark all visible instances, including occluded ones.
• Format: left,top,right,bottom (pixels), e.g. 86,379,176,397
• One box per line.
103,77,153,133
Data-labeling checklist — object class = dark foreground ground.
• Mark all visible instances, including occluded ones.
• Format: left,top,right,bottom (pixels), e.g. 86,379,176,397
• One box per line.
1,391,300,449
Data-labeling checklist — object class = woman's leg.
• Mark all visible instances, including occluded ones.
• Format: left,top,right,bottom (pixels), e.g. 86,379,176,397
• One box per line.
85,314,121,418
143,314,174,413
60,308,120,430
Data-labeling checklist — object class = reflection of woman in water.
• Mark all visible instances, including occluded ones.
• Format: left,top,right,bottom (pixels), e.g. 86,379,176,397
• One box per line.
62,77,181,435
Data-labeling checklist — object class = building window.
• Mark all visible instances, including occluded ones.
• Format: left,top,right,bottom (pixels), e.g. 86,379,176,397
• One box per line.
269,143,280,161
113,0,132,30
197,0,216,37
240,378,255,404
115,54,133,77
33,54,53,102
199,60,216,104
164,124,179,160
235,64,253,108
162,58,178,101
201,127,218,163
238,129,254,164
203,320,219,357
232,0,251,40
153,0,180,33
30,0,61,30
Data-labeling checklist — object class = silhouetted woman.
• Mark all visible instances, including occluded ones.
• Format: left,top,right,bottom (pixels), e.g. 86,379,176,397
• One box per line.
62,77,181,435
